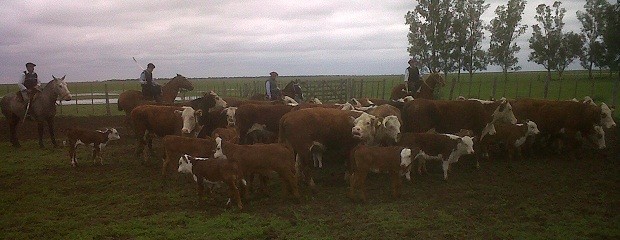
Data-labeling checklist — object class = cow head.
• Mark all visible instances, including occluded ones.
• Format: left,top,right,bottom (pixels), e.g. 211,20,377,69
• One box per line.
588,125,606,149
525,120,540,136
282,96,299,106
492,99,517,124
213,137,225,158
106,128,121,141
248,123,266,133
381,115,401,143
583,96,596,106
309,97,323,104
480,123,497,141
349,98,362,108
222,107,237,127
600,103,616,128
400,148,413,168
340,102,355,111
178,154,194,174
351,112,380,143
456,136,475,155
176,106,203,135
207,91,228,108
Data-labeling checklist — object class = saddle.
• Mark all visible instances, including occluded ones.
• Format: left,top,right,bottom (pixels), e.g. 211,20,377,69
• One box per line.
16,89,40,103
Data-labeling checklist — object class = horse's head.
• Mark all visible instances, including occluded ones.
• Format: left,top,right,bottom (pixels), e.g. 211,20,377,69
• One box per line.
426,73,446,88
171,74,194,91
284,80,304,100
50,75,72,101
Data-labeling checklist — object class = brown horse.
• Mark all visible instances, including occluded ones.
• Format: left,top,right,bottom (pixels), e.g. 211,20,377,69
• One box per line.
1,76,72,148
390,73,445,100
249,80,304,101
117,74,194,116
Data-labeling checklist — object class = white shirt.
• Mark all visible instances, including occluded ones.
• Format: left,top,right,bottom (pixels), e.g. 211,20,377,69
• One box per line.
18,71,40,91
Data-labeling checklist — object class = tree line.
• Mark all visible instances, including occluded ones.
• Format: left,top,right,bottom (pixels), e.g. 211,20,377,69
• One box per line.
406,0,620,98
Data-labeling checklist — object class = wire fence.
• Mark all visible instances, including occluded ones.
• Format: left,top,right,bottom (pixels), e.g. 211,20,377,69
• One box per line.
1,72,618,117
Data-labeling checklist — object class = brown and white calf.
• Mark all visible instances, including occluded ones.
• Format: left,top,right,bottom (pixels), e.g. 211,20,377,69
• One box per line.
397,133,475,181
347,145,417,202
162,135,215,176
212,137,300,201
65,128,120,167
178,154,246,210
480,120,541,161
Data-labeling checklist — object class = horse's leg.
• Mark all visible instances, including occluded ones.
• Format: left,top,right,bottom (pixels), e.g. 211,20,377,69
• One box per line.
37,121,45,148
47,117,59,148
8,116,21,148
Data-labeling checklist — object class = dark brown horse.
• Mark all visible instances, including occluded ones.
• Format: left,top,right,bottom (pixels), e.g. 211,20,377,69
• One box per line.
117,74,194,116
1,76,72,148
249,80,304,101
390,73,445,100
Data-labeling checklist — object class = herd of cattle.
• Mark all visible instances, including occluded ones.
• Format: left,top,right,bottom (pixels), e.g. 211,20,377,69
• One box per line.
66,91,616,209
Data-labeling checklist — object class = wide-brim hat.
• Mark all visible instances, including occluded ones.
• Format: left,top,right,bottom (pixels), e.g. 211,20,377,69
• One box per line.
147,63,155,68
270,71,278,76
408,58,417,64
26,62,36,67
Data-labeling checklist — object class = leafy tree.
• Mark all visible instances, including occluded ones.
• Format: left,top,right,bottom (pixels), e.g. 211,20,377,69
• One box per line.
577,0,610,92
406,0,454,73
603,2,619,73
528,1,565,99
557,32,584,78
603,2,620,105
488,0,527,97
462,0,490,97
449,0,467,98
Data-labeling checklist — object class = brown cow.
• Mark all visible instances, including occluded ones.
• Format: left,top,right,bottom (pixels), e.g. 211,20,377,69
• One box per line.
280,108,398,190
510,99,609,152
234,104,294,144
65,127,120,167
131,105,202,163
348,145,417,202
213,137,300,201
402,99,515,136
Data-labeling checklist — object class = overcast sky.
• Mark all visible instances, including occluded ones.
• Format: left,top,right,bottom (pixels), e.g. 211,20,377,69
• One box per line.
0,0,588,83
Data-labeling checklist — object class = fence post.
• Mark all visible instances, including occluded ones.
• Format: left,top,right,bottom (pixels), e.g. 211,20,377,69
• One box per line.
105,83,111,116
477,80,482,99
358,79,364,99
91,82,95,114
492,76,498,99
613,72,619,107
572,74,578,98
382,79,386,99
75,97,78,114
557,75,563,100
515,78,519,99
449,77,457,100
529,76,536,98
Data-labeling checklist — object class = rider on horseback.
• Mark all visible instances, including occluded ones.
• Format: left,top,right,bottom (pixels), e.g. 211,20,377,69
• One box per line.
404,58,421,95
265,71,281,101
18,62,40,117
140,63,162,103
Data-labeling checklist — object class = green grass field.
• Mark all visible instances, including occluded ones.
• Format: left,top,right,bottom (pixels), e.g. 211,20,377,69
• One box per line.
2,70,618,118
